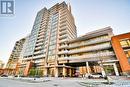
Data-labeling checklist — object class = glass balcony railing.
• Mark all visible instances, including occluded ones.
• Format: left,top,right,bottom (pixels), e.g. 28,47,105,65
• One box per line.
58,50,68,54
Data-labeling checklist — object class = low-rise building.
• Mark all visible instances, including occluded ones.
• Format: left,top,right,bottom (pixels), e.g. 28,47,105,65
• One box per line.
58,27,120,77
112,32,130,75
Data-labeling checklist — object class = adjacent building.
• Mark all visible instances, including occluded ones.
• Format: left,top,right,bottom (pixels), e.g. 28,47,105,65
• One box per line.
0,60,4,75
58,27,119,77
5,38,26,75
112,32,130,75
0,60,4,69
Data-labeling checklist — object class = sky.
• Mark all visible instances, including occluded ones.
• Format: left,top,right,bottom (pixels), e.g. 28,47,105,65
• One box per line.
0,0,130,64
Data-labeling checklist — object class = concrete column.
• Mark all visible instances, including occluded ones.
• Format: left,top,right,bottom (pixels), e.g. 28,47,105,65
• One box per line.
113,63,119,76
44,68,48,76
86,62,90,74
100,64,106,77
69,68,72,77
63,67,66,77
55,67,58,77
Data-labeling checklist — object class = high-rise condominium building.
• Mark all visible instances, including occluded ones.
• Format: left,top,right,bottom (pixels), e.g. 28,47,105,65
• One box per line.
0,60,4,75
6,1,130,77
20,2,76,77
0,60,4,69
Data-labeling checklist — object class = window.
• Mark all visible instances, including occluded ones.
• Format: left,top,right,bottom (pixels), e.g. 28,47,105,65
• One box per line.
120,39,130,47
125,50,130,64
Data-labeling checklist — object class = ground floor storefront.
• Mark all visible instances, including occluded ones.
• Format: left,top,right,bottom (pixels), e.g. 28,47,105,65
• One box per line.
12,59,123,78
42,61,120,77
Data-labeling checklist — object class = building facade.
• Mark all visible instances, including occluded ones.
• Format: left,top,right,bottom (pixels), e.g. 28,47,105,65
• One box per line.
112,32,130,75
6,1,130,77
0,60,4,75
19,2,76,77
58,27,120,77
5,38,26,75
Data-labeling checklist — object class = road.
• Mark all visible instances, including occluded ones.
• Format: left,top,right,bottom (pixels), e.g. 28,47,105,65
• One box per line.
0,78,83,87
0,77,130,87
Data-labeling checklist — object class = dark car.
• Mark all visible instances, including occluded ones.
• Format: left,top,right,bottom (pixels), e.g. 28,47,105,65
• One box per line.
1,74,8,77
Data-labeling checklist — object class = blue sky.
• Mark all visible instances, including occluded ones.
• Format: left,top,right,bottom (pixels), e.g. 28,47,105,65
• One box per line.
0,0,130,64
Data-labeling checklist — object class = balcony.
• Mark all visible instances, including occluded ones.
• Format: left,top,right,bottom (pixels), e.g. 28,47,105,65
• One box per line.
37,35,44,39
58,50,68,54
35,46,43,50
33,54,45,59
59,39,68,43
36,38,44,43
39,29,46,33
59,34,67,40
59,26,67,31
35,42,44,46
69,38,111,49
59,44,68,49
59,51,115,61
69,43,111,54
34,51,42,55
59,30,67,35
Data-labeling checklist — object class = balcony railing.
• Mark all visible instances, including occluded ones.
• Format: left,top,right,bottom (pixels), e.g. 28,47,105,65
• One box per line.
58,50,68,54
58,51,115,61
69,38,111,48
59,44,68,49
33,54,45,59
69,43,111,54
59,30,67,35
37,35,44,39
59,39,68,43
34,51,42,55
35,42,44,46
35,46,43,50
36,38,44,43
59,34,67,40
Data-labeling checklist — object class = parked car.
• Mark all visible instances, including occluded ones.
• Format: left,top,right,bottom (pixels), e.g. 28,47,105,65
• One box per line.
1,74,8,77
88,73,103,79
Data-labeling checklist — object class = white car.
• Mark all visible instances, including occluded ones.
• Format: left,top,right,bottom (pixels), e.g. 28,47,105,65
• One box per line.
88,73,103,79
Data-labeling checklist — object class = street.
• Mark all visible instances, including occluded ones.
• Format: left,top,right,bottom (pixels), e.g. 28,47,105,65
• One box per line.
0,77,130,87
0,77,83,87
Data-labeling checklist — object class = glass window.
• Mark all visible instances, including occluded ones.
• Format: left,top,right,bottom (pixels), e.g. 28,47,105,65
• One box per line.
120,39,130,47
125,50,130,64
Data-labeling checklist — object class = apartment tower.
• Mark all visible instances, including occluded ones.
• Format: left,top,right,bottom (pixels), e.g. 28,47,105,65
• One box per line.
5,38,26,75
20,2,76,77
